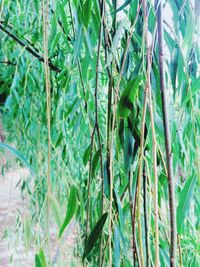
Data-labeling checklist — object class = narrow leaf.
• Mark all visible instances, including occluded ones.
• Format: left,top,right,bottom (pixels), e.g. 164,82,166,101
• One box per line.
83,212,108,259
114,225,121,267
112,0,132,14
35,254,42,267
59,185,77,238
83,0,92,28
38,249,47,267
177,175,197,233
50,195,63,228
0,142,35,174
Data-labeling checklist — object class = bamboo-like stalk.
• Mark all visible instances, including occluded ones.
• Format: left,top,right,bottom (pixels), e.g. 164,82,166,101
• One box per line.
143,0,159,265
156,0,177,265
108,5,141,266
143,157,150,267
84,2,105,266
129,169,139,267
42,0,52,264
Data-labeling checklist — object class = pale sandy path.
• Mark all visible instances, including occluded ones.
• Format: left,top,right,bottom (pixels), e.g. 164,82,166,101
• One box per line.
0,166,77,267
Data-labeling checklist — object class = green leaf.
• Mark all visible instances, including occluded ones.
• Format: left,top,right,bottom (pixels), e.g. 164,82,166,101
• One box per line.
83,212,108,259
118,75,142,118
0,142,35,174
177,175,197,233
170,45,179,93
83,144,91,166
92,149,100,178
82,0,93,28
183,77,200,105
24,215,31,251
35,254,42,267
38,249,47,267
123,128,134,175
73,25,83,64
103,160,110,198
112,0,132,14
114,225,121,267
59,185,77,238
50,195,63,228
107,20,125,65
59,3,68,35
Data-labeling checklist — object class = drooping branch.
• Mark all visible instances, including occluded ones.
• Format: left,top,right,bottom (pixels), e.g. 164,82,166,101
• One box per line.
42,0,52,263
84,1,105,266
108,3,141,266
156,0,177,266
0,22,60,72
143,0,159,265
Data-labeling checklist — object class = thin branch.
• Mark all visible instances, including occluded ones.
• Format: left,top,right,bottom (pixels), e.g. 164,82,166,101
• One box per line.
143,0,159,265
156,0,177,266
0,22,60,72
84,1,105,265
68,0,87,110
143,157,150,267
42,0,52,264
108,4,141,266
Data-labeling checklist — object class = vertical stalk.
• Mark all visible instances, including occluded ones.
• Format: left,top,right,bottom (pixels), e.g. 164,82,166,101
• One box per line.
42,0,51,264
129,170,139,267
136,86,148,267
143,158,150,267
108,5,141,266
96,1,105,264
84,1,105,266
143,0,159,265
156,0,177,265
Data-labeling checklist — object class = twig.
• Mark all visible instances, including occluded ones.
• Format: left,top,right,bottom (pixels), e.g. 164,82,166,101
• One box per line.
108,4,141,266
84,1,105,265
42,0,52,264
143,0,159,265
156,0,177,265
129,170,139,266
142,157,150,267
0,22,60,72
68,0,87,110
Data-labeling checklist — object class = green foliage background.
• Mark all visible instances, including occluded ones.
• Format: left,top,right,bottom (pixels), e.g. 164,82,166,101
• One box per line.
0,0,199,266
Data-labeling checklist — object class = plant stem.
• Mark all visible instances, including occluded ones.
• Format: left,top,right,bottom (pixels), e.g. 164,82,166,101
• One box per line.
143,0,159,265
0,23,59,72
129,170,139,267
42,0,51,264
84,2,105,265
108,5,141,266
156,0,177,265
143,158,150,267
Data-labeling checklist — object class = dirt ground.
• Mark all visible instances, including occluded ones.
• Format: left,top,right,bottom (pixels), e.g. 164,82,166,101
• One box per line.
0,163,77,267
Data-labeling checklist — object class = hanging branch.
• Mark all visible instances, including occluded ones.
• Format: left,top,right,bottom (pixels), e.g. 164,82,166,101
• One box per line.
156,0,177,266
143,0,159,265
108,4,141,267
42,0,52,263
68,0,87,111
128,168,139,267
84,1,105,265
0,22,60,72
142,156,150,267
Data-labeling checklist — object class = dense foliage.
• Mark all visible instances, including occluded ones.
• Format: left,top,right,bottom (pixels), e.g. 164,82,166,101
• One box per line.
0,0,199,266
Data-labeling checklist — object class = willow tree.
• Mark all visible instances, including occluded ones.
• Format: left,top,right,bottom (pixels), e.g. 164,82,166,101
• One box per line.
0,0,199,266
